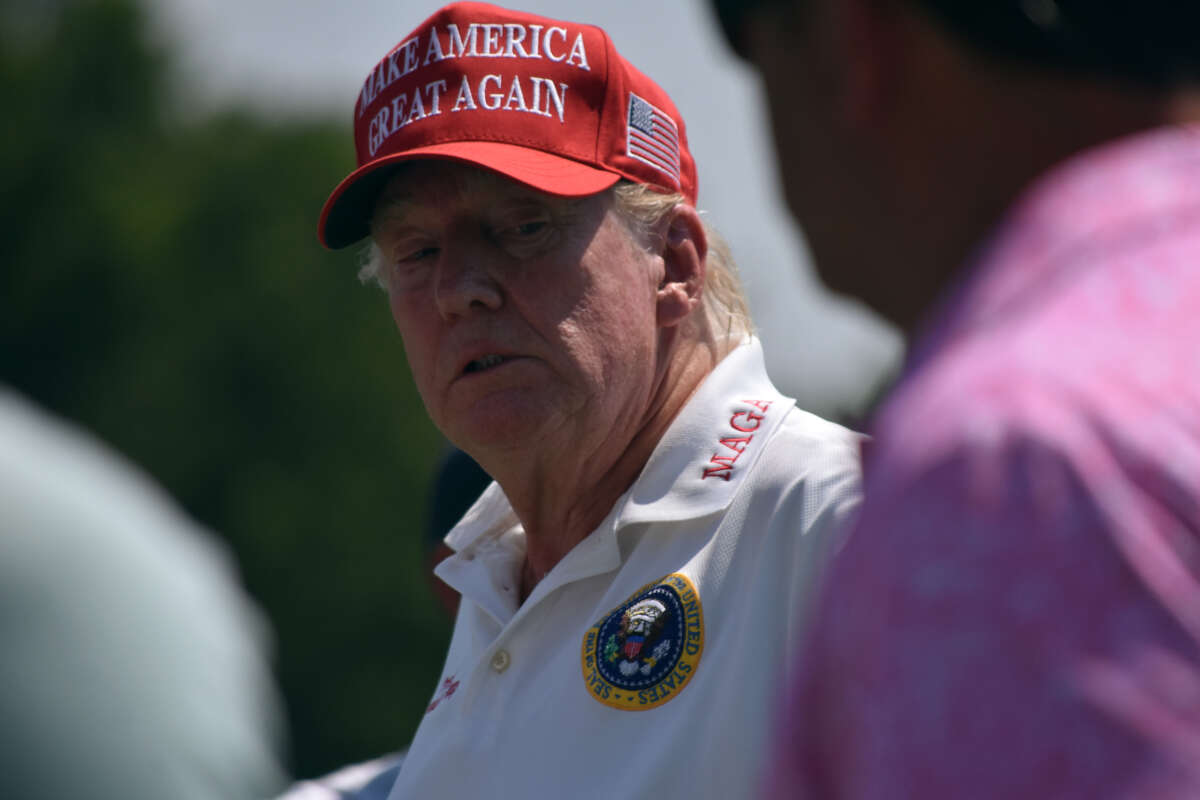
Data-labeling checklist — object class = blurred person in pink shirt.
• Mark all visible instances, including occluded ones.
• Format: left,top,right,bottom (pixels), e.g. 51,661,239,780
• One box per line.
711,0,1200,797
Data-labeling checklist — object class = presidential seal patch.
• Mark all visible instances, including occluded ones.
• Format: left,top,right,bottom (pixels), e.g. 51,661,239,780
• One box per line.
581,572,704,711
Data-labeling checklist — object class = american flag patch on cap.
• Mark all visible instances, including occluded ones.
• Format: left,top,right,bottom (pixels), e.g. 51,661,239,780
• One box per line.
626,93,681,185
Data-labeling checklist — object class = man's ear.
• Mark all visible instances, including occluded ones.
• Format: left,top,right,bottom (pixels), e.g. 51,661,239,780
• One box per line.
656,204,707,328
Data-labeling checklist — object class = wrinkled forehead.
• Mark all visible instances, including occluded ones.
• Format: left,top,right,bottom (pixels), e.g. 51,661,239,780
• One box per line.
371,160,591,229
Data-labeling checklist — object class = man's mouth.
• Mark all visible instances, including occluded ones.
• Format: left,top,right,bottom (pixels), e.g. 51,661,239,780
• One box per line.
463,354,507,374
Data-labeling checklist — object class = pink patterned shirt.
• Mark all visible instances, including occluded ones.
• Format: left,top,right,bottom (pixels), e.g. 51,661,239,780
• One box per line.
768,125,1200,798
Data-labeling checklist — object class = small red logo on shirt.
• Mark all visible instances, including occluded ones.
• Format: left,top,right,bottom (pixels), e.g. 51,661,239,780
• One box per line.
702,399,772,481
426,675,460,714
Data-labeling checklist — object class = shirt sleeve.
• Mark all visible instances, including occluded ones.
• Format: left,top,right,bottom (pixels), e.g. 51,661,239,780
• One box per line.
765,432,1200,799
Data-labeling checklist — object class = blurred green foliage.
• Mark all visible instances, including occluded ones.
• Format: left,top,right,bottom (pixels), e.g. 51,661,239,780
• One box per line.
1,0,452,778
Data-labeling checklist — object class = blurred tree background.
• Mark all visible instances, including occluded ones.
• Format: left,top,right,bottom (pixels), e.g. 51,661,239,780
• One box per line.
0,0,453,779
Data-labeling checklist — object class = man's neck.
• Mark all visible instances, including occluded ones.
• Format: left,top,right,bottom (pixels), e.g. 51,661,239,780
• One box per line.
479,335,720,602
885,62,1200,335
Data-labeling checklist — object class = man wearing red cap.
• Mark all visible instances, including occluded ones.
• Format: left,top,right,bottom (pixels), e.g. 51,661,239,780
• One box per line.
314,3,863,797
712,0,1200,797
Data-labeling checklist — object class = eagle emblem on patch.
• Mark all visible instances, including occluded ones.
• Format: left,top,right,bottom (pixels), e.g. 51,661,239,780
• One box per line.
580,572,704,711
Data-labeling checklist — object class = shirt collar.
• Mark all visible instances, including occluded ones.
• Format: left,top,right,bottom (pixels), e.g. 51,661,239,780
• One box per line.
616,337,794,526
435,338,794,622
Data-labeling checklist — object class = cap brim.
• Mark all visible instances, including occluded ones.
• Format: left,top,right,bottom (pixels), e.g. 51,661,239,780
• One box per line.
317,142,622,250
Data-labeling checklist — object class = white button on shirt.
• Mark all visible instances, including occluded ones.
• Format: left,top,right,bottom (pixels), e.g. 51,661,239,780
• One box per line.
387,339,863,799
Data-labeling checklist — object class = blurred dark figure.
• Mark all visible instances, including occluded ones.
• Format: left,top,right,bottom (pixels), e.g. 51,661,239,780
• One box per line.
278,446,490,800
713,0,1200,797
0,388,286,800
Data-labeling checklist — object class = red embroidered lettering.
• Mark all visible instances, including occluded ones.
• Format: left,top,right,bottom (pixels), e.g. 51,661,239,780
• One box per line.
701,399,773,480
719,436,752,454
730,410,764,433
742,398,773,413
426,675,460,714
702,453,737,481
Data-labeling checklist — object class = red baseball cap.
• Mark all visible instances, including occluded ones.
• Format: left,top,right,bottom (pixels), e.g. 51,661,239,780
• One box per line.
317,1,697,249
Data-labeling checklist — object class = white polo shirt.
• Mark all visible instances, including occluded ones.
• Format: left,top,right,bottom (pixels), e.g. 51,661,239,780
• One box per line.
387,339,862,799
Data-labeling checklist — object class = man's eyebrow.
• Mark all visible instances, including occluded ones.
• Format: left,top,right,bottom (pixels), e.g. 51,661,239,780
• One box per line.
370,177,590,234
371,193,423,231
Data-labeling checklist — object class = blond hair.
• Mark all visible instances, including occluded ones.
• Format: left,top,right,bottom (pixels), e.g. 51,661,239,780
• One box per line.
610,182,753,343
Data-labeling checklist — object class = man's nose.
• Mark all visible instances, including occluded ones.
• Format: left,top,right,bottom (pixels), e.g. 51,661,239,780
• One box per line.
433,243,503,320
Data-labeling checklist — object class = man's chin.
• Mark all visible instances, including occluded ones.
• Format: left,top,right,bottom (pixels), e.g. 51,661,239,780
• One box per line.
444,403,555,459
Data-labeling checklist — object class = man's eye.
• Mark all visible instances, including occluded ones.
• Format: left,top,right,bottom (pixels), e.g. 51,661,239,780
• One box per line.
399,246,439,262
510,220,548,237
